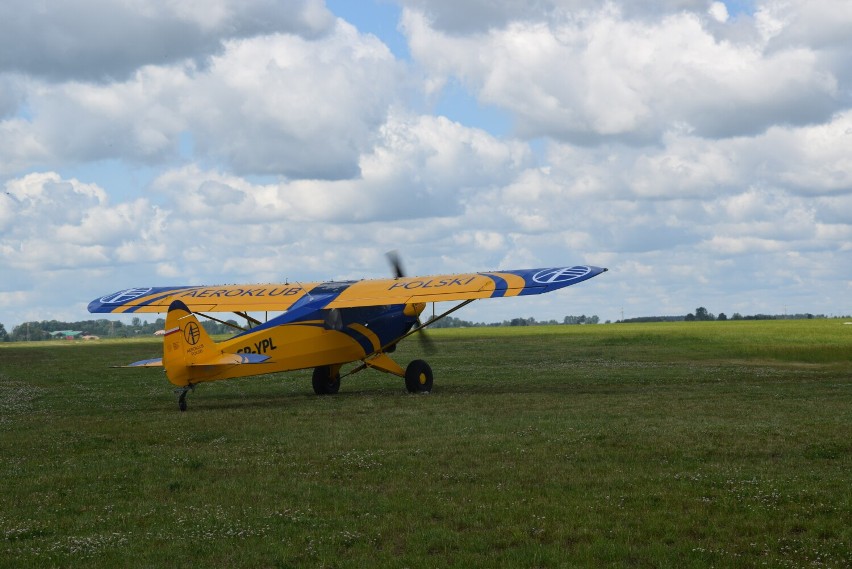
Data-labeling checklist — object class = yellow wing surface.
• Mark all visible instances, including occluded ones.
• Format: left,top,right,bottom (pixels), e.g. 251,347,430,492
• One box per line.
88,266,607,314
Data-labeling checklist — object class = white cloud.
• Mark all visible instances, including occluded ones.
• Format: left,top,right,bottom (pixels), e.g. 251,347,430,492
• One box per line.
403,4,842,142
184,25,402,178
0,0,335,81
0,173,161,273
150,111,531,224
709,2,729,23
762,0,852,51
1,24,403,178
396,0,715,33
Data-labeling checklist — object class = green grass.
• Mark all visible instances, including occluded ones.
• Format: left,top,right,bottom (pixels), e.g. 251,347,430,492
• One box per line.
1,320,850,568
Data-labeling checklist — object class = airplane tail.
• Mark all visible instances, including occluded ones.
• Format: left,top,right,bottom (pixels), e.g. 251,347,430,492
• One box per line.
162,300,218,386
161,300,269,386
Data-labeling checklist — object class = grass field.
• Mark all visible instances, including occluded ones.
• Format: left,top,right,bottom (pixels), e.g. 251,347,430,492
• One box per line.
1,320,850,568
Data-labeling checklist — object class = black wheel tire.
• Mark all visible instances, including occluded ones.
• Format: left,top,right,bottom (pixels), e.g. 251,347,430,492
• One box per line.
178,393,188,412
405,359,433,394
312,366,341,395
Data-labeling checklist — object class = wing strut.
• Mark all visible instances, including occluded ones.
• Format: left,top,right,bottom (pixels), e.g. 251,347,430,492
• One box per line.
234,311,262,328
194,311,249,332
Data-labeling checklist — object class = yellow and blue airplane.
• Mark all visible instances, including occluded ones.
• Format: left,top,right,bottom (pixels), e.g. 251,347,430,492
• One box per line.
88,258,607,410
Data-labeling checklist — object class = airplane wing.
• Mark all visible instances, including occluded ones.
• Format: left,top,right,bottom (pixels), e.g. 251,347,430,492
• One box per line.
88,282,324,314
325,266,607,308
88,266,606,314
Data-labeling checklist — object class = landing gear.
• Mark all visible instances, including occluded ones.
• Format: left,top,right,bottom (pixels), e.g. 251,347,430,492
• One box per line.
405,359,433,394
312,365,341,395
174,385,194,412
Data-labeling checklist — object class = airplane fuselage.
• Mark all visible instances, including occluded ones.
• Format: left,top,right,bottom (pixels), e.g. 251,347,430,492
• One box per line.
169,304,418,385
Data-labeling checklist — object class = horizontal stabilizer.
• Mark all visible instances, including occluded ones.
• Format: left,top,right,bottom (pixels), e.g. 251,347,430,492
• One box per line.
120,358,163,367
118,353,268,369
189,353,270,367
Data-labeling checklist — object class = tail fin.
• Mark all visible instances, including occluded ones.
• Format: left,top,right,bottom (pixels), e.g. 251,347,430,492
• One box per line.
163,300,217,386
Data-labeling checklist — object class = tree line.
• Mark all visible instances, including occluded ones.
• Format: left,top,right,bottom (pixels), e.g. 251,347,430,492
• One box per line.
428,314,601,328
0,317,240,342
621,307,836,323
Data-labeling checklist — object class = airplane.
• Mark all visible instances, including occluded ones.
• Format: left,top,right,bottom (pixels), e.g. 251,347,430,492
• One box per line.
88,256,607,411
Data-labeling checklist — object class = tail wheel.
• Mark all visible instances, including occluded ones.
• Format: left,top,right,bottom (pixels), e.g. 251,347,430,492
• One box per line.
405,359,433,394
312,365,341,395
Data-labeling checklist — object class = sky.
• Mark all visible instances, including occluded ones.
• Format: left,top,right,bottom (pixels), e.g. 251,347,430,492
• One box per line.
1,0,851,330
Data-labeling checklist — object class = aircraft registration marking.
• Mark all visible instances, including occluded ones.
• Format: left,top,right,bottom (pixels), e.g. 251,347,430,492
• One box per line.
236,337,278,355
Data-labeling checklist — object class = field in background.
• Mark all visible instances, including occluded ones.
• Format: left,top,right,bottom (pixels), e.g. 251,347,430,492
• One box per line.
1,320,850,567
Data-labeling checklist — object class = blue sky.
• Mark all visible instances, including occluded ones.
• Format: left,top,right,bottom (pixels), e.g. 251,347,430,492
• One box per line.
1,0,851,331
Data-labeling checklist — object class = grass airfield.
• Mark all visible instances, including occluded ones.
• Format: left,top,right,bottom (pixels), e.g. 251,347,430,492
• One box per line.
1,320,850,568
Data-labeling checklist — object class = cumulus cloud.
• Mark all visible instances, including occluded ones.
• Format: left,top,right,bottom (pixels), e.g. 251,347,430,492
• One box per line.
396,0,716,33
184,25,402,178
0,0,334,81
403,3,842,142
149,112,531,223
1,20,403,178
0,66,191,172
0,173,158,271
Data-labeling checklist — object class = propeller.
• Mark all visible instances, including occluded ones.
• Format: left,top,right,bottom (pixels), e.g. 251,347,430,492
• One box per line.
386,250,436,354
387,249,405,279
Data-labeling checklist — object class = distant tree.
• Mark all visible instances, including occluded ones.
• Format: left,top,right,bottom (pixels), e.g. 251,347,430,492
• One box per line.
10,322,50,342
732,313,743,320
717,313,727,321
0,323,8,342
564,315,601,325
685,313,695,321
694,307,714,321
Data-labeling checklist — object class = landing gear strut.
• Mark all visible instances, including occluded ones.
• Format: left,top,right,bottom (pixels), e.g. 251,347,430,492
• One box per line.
174,385,194,412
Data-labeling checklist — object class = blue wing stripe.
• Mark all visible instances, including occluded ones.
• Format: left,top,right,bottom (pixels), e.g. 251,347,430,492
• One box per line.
124,290,193,313
480,273,509,298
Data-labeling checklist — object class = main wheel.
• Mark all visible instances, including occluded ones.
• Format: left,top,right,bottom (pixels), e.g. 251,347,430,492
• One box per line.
404,359,433,394
312,365,341,395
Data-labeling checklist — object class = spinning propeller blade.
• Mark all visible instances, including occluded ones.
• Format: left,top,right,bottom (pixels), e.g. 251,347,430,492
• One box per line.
386,250,405,280
386,250,436,354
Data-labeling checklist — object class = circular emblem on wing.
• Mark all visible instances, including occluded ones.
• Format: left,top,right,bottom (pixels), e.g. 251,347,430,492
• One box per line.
184,322,201,345
99,287,153,304
532,266,591,284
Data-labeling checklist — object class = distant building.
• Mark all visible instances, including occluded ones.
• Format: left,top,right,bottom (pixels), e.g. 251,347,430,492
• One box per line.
49,330,83,340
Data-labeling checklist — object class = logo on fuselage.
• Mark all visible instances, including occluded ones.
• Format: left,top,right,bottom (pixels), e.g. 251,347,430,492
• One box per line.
99,288,153,304
184,322,201,345
532,266,591,284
